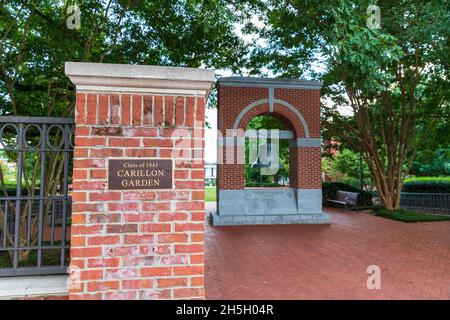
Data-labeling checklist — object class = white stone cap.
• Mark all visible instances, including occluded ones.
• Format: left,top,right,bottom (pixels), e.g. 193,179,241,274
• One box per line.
0,275,68,299
65,62,216,96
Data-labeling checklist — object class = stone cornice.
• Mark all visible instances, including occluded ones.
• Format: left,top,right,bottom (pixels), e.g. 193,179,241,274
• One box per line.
65,62,216,96
217,76,323,90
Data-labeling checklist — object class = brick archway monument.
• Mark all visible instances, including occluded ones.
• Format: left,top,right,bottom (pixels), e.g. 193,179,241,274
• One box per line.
214,77,330,225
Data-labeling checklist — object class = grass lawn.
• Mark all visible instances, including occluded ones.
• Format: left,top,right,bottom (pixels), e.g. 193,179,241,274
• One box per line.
375,208,450,222
205,187,216,202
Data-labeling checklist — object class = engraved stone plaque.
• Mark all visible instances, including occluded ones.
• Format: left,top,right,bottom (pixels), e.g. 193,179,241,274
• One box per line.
108,158,172,190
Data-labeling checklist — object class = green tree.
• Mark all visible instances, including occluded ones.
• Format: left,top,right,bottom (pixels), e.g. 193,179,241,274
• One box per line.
410,148,450,177
249,0,450,209
0,0,256,262
325,148,373,189
1,0,256,117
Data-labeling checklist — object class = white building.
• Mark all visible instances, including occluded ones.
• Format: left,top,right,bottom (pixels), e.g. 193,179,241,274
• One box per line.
205,163,216,186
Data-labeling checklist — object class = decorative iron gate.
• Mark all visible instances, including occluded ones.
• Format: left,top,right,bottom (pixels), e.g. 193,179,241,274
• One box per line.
0,116,74,276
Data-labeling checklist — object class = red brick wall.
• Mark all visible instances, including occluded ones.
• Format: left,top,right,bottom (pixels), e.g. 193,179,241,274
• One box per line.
291,147,322,189
70,92,206,300
218,87,268,130
274,88,321,138
217,85,321,190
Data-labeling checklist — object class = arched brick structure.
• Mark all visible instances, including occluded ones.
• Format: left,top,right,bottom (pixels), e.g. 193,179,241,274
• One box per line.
234,101,308,138
214,77,330,225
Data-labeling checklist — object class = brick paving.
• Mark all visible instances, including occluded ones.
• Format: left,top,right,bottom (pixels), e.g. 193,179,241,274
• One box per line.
205,208,450,300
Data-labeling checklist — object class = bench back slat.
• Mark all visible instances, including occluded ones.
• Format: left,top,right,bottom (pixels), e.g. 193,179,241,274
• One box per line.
335,191,359,205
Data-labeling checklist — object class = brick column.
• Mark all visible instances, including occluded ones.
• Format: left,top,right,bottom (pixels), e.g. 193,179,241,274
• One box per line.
65,62,215,300
289,144,322,190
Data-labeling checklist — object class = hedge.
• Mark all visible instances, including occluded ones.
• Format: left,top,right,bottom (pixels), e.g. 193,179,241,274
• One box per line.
322,182,373,206
402,177,450,193
1,184,40,196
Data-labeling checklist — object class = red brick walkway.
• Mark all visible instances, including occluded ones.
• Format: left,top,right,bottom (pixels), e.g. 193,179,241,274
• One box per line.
205,208,450,300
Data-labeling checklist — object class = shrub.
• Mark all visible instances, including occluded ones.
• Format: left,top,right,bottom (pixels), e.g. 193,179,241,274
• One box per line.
2,184,39,196
402,177,450,193
322,181,373,206
375,208,450,222
205,178,216,187
335,177,360,188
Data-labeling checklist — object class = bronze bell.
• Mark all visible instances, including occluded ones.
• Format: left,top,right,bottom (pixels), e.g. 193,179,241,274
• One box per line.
251,140,285,170
251,154,271,169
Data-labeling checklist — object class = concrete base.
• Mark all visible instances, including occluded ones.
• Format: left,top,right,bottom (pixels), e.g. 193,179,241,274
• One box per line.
0,275,68,299
213,188,331,226
212,212,331,226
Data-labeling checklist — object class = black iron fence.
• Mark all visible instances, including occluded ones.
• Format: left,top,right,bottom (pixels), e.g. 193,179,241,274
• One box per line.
0,116,73,276
372,192,450,215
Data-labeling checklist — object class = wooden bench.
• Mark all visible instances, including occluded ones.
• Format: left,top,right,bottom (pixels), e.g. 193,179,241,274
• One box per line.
327,190,359,211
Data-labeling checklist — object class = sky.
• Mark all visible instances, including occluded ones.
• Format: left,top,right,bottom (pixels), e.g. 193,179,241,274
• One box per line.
204,107,218,164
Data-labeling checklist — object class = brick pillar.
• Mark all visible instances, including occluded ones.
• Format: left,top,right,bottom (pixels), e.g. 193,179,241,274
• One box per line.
65,62,215,300
298,147,322,189
289,146,299,188
289,146,322,189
